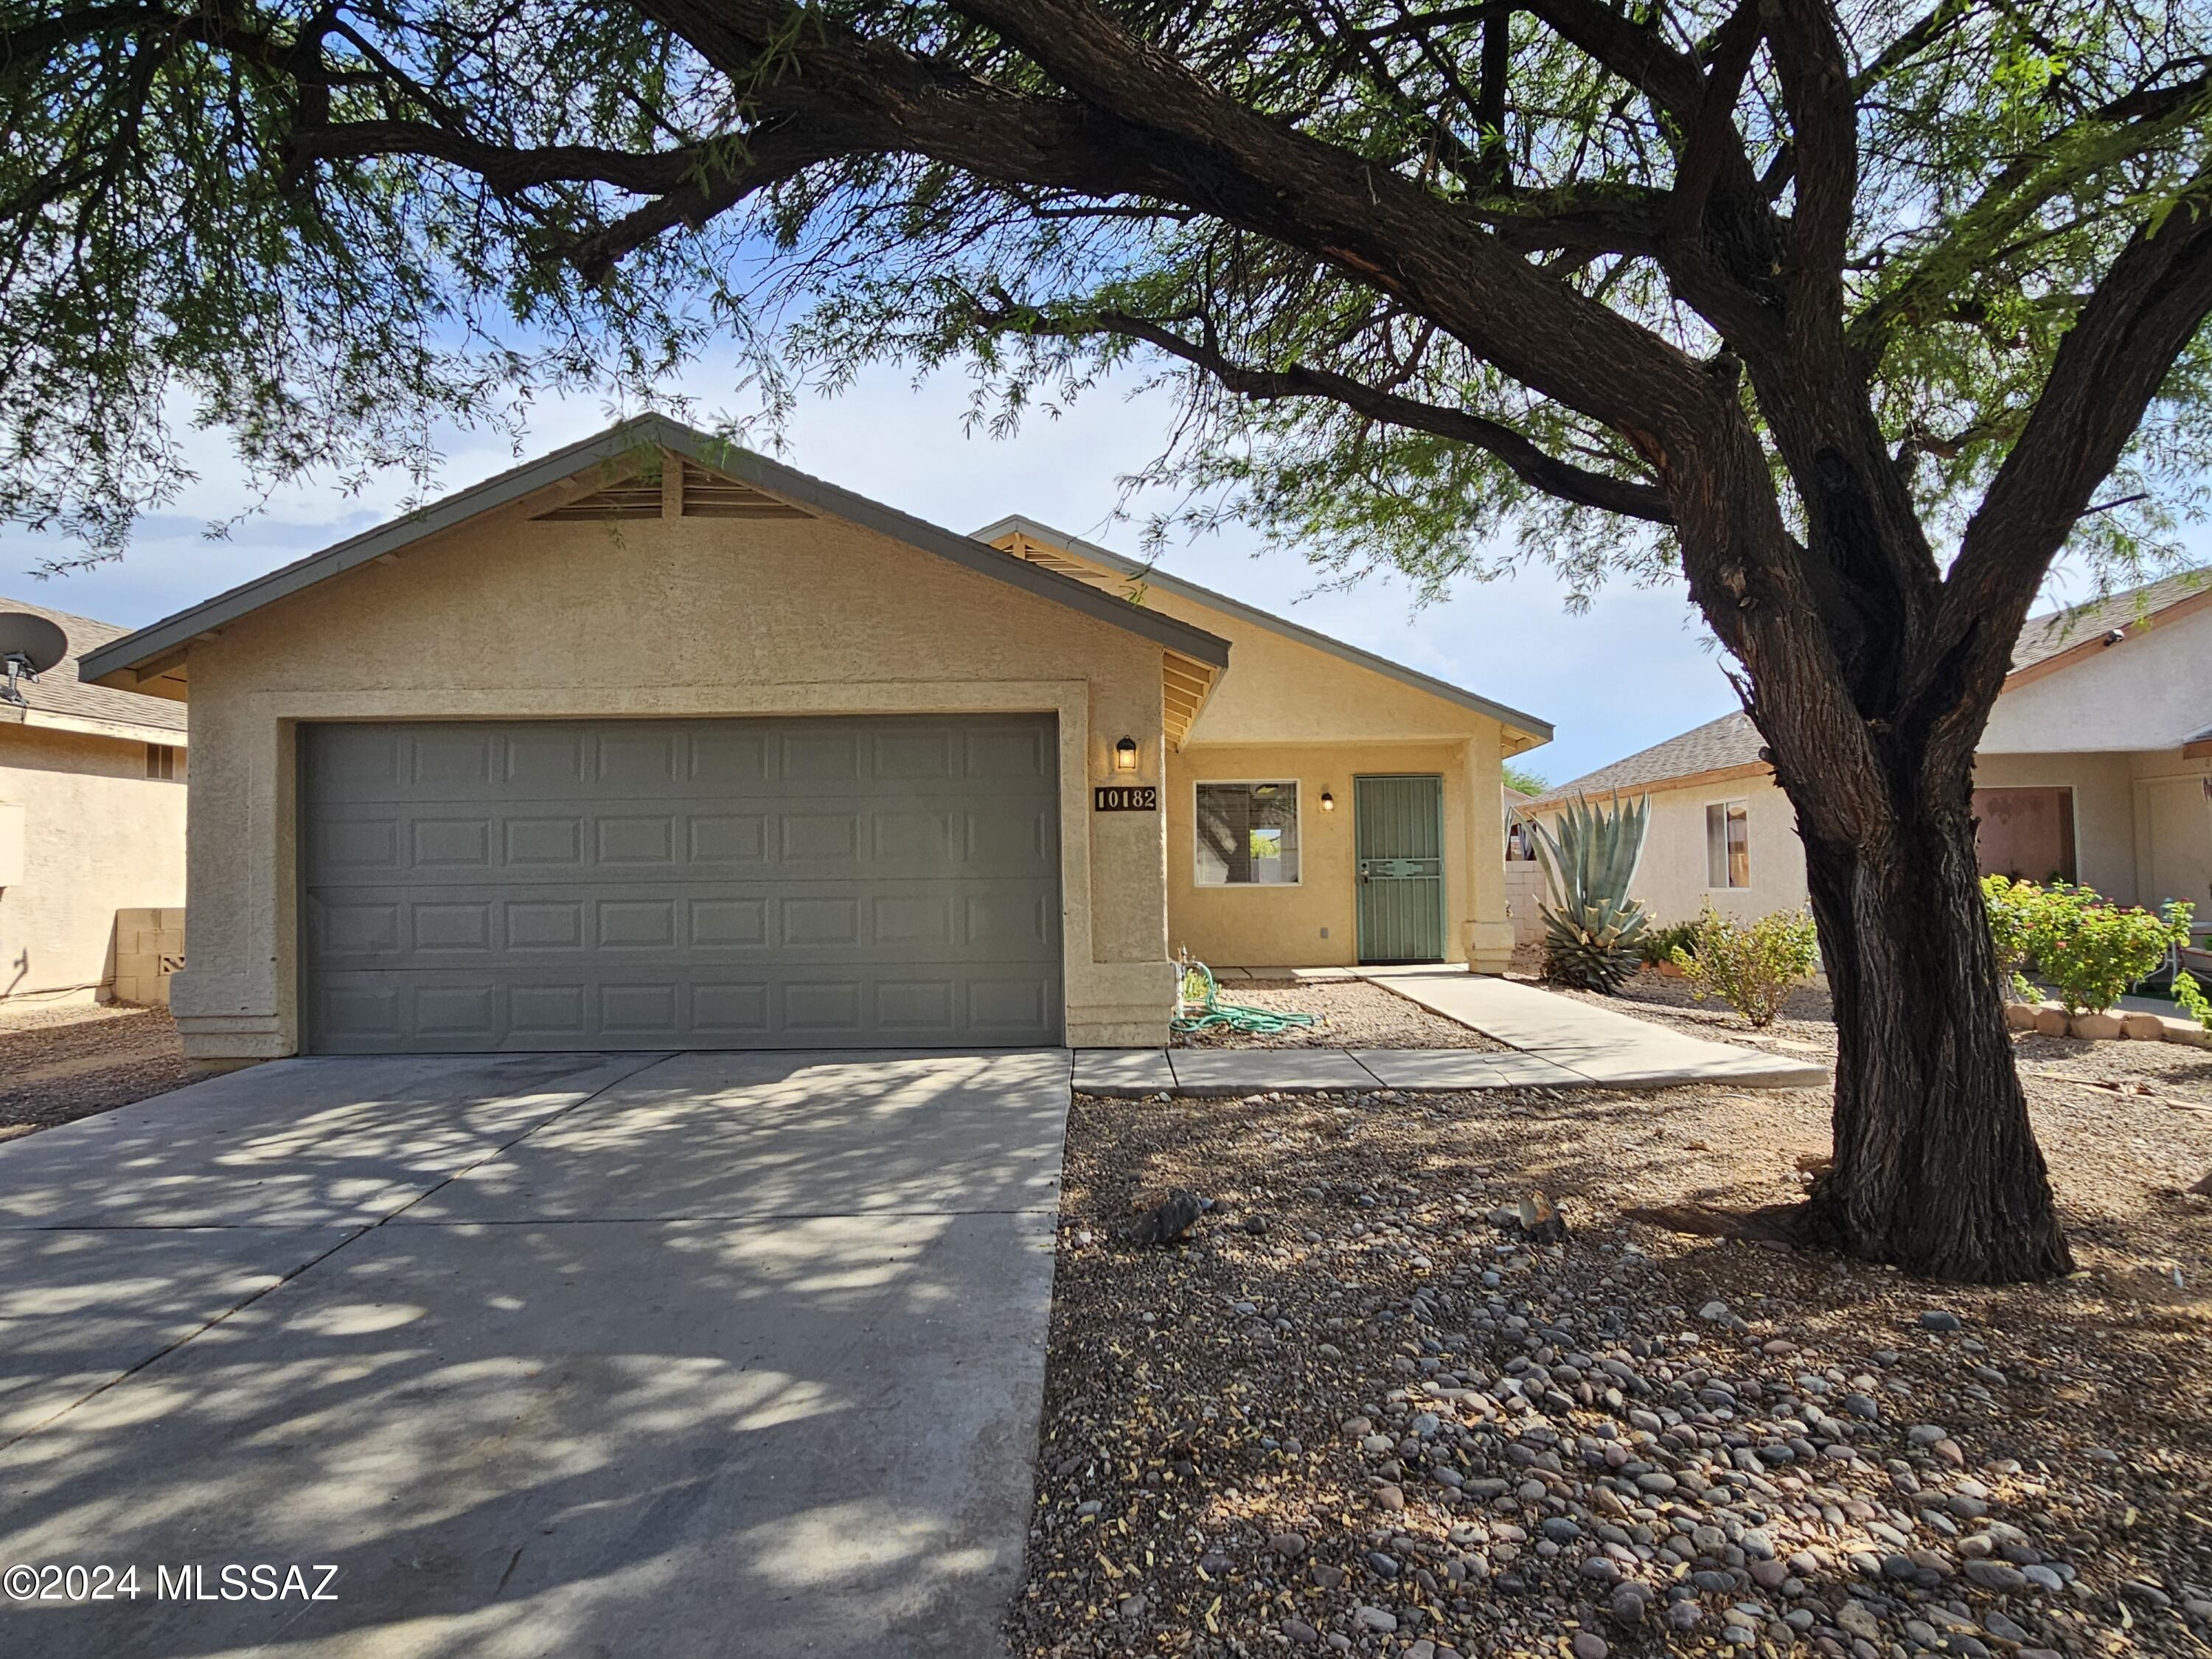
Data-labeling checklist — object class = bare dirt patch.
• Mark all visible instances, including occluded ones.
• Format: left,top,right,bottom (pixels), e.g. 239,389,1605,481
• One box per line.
1013,1077,2212,1658
1175,981,1509,1051
0,1003,188,1141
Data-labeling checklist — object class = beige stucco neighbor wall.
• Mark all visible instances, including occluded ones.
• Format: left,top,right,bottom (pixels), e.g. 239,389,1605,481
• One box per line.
0,726,187,1004
1616,773,1810,928
1970,751,2138,900
1982,602,2212,754
2129,751,2212,923
1565,748,2204,930
170,503,1178,1062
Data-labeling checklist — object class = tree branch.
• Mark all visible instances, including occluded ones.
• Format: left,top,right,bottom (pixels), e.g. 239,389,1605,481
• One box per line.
1935,167,2212,753
1081,307,1674,523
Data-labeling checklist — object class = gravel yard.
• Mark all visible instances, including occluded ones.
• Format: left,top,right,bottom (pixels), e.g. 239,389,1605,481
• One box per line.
1015,1070,2212,1658
0,1002,187,1141
1175,981,1509,1051
1550,969,2212,1096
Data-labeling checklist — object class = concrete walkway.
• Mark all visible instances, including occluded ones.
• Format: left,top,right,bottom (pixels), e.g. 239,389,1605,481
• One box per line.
0,1049,1068,1659
1076,970,1828,1096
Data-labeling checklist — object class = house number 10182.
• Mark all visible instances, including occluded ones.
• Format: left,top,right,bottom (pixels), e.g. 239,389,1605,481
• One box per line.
1093,785,1158,812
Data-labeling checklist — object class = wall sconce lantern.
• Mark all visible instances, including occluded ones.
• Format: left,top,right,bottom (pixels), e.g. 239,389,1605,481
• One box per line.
1321,790,1336,812
1113,735,1140,773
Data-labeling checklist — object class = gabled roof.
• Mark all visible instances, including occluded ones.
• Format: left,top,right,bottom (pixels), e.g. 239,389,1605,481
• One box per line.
80,417,1230,692
1531,566,2212,804
0,595,187,742
1529,710,1761,807
974,514,1554,744
2008,566,2209,675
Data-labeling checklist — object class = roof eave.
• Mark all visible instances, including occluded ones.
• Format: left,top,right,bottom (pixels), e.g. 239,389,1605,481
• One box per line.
1521,757,1772,813
2002,580,2212,695
973,513,1554,743
15,706,189,747
82,417,1231,688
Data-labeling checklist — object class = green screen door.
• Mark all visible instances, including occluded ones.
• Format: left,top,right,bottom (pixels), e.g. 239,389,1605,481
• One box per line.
1355,774,1447,963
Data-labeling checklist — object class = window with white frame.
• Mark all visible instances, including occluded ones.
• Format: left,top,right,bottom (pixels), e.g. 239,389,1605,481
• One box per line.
1194,782,1300,886
145,743,180,781
1705,800,1750,888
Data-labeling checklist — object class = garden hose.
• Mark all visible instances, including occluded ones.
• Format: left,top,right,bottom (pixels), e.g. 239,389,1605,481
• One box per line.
1169,956,1319,1037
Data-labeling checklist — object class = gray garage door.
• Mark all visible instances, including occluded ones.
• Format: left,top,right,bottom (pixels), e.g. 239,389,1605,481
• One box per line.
300,717,1062,1052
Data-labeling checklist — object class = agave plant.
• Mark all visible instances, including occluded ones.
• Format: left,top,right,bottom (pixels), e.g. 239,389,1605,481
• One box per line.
1523,792,1652,992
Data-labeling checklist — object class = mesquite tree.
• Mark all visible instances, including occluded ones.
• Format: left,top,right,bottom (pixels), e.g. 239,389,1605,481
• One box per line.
8,0,2212,1279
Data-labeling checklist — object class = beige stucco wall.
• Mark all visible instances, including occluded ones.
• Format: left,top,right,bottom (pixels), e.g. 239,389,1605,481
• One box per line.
170,498,1180,1061
2129,751,2212,925
0,725,187,1004
1559,747,2208,931
1164,740,1500,967
1118,585,1519,970
1604,773,1811,928
1982,601,2212,753
1970,751,2138,899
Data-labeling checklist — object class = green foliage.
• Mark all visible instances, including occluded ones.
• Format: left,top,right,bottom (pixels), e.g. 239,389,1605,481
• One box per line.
1502,762,1550,798
2174,970,2212,1032
1,0,2206,591
1980,874,2043,1001
1524,794,1651,993
1671,905,1821,1029
1638,919,1703,968
1987,879,2197,1015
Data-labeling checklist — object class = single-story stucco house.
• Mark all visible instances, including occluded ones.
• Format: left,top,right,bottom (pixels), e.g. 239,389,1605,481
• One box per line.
1,597,188,1005
80,417,1551,1067
1523,571,2212,938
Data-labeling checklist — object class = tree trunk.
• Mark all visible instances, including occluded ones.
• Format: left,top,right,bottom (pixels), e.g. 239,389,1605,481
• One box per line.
1792,754,2074,1282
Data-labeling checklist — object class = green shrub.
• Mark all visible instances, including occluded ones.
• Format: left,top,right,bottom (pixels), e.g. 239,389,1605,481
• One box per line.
2175,970,2212,1032
1671,903,1820,1028
2012,881,2194,1015
1638,919,1701,967
1979,874,2041,1001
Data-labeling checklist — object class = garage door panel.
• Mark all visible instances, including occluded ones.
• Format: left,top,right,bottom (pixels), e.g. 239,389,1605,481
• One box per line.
308,964,1051,1054
308,885,1060,973
312,801,1045,883
303,717,1062,1052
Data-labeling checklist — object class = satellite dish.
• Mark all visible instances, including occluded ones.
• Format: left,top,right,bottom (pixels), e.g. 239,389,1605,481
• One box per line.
0,611,67,707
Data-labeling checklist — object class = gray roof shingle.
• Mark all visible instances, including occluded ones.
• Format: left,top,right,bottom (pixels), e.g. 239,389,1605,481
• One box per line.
1,597,187,736
1532,710,1763,804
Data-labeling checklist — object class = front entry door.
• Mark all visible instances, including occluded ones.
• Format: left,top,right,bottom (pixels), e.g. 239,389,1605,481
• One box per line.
1355,774,1447,964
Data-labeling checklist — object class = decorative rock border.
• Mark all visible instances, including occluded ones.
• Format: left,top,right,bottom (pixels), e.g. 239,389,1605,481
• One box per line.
2002,999,2212,1045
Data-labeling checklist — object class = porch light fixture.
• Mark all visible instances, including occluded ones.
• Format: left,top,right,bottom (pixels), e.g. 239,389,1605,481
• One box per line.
1321,791,1335,812
1113,735,1139,773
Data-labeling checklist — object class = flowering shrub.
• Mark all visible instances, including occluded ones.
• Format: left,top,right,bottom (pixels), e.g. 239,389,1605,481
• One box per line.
1671,903,1820,1029
1980,874,2041,1001
1990,880,2197,1016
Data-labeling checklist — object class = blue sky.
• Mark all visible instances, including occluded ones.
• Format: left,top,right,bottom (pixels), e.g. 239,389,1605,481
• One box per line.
1,364,2196,785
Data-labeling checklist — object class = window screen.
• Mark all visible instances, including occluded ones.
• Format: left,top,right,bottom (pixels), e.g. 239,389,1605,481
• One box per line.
145,744,179,781
1705,801,1750,888
1195,782,1300,886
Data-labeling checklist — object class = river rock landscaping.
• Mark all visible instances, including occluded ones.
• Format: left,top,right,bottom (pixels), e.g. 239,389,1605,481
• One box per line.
1173,981,1510,1051
1012,1077,2212,1658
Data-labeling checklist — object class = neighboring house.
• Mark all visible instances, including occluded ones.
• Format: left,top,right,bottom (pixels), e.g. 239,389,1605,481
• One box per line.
1523,571,2212,933
0,598,188,1005
1501,783,1546,947
80,418,1550,1066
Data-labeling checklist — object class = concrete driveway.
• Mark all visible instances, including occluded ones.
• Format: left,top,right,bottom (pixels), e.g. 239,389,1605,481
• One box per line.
0,1048,1069,1658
